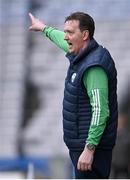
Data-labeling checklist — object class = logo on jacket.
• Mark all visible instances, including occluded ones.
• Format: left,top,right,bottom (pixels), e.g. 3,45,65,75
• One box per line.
71,73,77,83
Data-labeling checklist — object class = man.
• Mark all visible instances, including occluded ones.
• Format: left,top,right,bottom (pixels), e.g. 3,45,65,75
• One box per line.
29,12,118,179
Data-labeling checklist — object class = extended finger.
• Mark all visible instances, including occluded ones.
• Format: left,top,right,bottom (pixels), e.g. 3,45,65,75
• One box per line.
29,13,35,22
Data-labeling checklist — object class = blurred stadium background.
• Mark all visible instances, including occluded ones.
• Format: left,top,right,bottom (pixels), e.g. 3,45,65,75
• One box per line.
0,0,130,178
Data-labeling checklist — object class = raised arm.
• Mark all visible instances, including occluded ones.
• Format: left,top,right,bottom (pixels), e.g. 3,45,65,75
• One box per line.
29,13,69,52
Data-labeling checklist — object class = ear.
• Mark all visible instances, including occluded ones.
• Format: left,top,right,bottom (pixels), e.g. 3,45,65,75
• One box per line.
82,30,89,41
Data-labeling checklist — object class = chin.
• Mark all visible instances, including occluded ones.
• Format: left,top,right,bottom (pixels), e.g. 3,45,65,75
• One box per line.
69,48,77,54
69,49,74,53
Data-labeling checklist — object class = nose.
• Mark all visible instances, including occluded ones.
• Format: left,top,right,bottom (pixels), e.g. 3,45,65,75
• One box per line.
64,33,69,41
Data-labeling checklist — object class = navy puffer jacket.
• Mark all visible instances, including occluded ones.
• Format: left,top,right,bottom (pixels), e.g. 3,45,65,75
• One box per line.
63,39,118,151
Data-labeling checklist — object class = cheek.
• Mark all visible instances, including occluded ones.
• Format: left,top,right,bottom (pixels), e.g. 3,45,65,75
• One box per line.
74,38,83,47
74,34,83,43
72,37,80,45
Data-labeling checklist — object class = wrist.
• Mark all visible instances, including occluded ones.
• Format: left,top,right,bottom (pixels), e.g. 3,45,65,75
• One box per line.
85,143,96,152
41,24,47,32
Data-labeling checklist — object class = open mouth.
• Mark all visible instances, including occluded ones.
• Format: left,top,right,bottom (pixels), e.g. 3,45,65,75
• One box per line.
68,42,72,47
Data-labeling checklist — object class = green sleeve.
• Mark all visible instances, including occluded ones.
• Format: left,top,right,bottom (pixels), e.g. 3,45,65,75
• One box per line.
83,66,110,146
42,26,69,53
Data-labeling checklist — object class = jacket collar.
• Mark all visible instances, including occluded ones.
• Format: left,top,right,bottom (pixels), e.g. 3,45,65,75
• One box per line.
66,38,99,64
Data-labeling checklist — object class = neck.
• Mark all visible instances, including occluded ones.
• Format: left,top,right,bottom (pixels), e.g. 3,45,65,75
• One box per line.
82,39,90,51
78,39,90,54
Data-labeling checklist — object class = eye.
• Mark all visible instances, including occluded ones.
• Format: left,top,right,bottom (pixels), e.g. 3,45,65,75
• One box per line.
69,31,74,35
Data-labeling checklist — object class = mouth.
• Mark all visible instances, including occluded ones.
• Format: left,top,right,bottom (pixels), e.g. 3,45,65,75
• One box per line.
68,42,73,48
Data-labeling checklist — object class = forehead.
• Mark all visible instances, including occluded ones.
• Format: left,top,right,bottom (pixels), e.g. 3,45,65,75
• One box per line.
64,20,80,31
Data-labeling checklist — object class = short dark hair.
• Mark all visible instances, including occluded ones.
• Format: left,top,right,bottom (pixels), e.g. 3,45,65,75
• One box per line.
65,12,95,39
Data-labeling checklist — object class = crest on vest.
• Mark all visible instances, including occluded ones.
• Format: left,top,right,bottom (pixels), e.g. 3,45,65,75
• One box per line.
71,72,77,83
